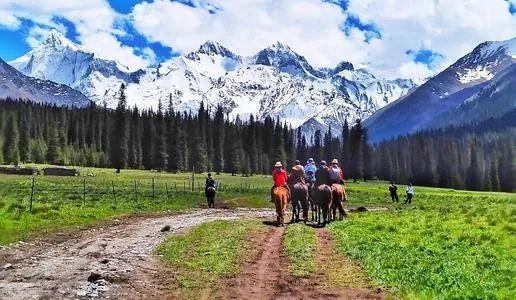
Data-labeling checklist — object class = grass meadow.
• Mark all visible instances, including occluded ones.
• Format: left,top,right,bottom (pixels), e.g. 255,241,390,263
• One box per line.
0,164,514,298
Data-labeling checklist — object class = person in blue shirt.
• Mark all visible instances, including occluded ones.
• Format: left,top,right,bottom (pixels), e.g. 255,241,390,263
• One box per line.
304,158,317,188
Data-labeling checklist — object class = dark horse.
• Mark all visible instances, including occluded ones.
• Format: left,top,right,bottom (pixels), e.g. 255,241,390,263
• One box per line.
290,182,309,223
205,186,216,208
313,184,332,225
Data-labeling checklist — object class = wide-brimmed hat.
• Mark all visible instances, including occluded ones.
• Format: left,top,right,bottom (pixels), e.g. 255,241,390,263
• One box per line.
307,158,314,163
320,160,327,166
332,159,339,164
294,160,301,165
274,161,283,167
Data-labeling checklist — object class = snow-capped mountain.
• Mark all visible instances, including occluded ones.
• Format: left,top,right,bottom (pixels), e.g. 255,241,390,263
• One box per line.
9,29,142,105
9,30,416,134
365,37,516,142
0,57,90,107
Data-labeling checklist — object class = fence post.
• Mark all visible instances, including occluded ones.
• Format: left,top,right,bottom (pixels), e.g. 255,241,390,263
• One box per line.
82,178,86,206
29,176,35,213
192,166,195,192
183,182,186,192
152,177,156,199
134,180,138,204
111,180,117,208
165,182,169,202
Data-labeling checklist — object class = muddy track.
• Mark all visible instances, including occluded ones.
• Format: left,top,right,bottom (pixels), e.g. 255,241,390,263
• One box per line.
219,223,386,300
0,208,275,299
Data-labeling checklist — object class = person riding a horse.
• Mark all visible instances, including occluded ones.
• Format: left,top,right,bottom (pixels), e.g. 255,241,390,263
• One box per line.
288,160,309,222
205,173,217,208
328,159,347,220
304,158,317,188
328,159,344,185
270,161,290,202
287,160,305,185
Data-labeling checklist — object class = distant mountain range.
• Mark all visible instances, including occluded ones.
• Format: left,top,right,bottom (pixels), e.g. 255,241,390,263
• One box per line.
365,37,516,142
3,29,515,142
7,29,415,136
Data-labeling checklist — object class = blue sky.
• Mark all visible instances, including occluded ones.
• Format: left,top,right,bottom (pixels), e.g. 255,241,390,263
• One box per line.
1,0,515,80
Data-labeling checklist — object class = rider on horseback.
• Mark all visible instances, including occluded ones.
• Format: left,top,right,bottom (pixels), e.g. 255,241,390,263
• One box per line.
304,158,317,188
270,161,290,202
328,159,345,185
315,160,330,186
287,160,305,185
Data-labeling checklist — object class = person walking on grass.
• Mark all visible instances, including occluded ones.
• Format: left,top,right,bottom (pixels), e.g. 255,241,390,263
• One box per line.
389,182,399,203
405,183,414,204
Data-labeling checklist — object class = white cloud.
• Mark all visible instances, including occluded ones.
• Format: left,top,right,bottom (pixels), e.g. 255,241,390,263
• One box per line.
131,0,516,81
131,0,357,68
0,0,152,70
345,0,516,79
1,0,515,80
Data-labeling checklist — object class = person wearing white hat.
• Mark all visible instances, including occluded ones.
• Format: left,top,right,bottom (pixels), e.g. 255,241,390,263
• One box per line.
270,161,289,202
328,158,345,185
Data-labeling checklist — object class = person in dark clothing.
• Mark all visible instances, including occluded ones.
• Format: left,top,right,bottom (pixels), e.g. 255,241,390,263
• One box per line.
315,160,330,186
389,182,399,203
205,173,217,208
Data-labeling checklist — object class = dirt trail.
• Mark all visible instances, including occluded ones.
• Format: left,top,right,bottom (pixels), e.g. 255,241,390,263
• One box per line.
219,223,386,300
219,225,342,299
0,208,275,299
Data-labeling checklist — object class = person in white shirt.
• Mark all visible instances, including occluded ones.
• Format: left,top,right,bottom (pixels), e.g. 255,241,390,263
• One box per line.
405,183,415,204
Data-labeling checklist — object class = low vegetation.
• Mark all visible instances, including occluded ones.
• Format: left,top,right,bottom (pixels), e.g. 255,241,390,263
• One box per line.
284,223,317,277
329,188,516,299
0,167,272,245
156,219,261,296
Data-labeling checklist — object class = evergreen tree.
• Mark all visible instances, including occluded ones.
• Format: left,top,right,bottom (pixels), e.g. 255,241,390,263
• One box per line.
154,100,169,171
466,144,483,190
111,84,129,172
46,122,61,164
213,106,225,174
2,113,20,164
19,118,30,162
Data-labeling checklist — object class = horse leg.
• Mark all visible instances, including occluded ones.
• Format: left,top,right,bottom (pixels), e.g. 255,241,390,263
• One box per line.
291,200,296,223
338,199,346,220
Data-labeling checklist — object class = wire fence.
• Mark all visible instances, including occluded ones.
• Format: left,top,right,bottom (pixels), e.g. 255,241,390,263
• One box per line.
1,176,268,214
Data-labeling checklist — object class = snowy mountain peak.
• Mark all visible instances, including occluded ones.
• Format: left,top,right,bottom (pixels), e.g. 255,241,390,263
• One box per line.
253,42,323,78
333,60,355,74
42,28,84,52
482,37,516,59
186,40,241,62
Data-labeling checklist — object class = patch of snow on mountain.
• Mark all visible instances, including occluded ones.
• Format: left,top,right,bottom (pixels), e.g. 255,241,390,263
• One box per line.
457,65,494,84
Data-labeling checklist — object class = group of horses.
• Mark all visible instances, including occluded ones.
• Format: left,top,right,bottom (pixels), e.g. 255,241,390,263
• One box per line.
273,181,347,227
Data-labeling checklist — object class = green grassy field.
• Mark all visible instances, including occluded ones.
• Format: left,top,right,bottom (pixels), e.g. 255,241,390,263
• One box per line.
329,187,516,299
284,223,317,277
156,219,262,297
1,165,515,298
0,165,272,244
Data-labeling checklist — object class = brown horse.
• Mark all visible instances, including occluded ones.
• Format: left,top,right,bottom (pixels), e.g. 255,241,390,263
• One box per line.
313,184,332,225
290,182,309,223
331,183,347,220
273,186,290,226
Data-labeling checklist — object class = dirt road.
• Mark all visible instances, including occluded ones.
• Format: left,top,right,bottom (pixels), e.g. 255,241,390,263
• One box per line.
0,209,275,299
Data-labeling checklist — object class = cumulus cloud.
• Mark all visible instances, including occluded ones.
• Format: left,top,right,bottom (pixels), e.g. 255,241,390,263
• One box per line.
0,0,153,70
1,0,515,80
131,0,360,68
131,0,516,81
346,0,516,79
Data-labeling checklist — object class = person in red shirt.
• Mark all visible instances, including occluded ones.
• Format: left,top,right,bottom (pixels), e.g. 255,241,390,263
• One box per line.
270,161,290,202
